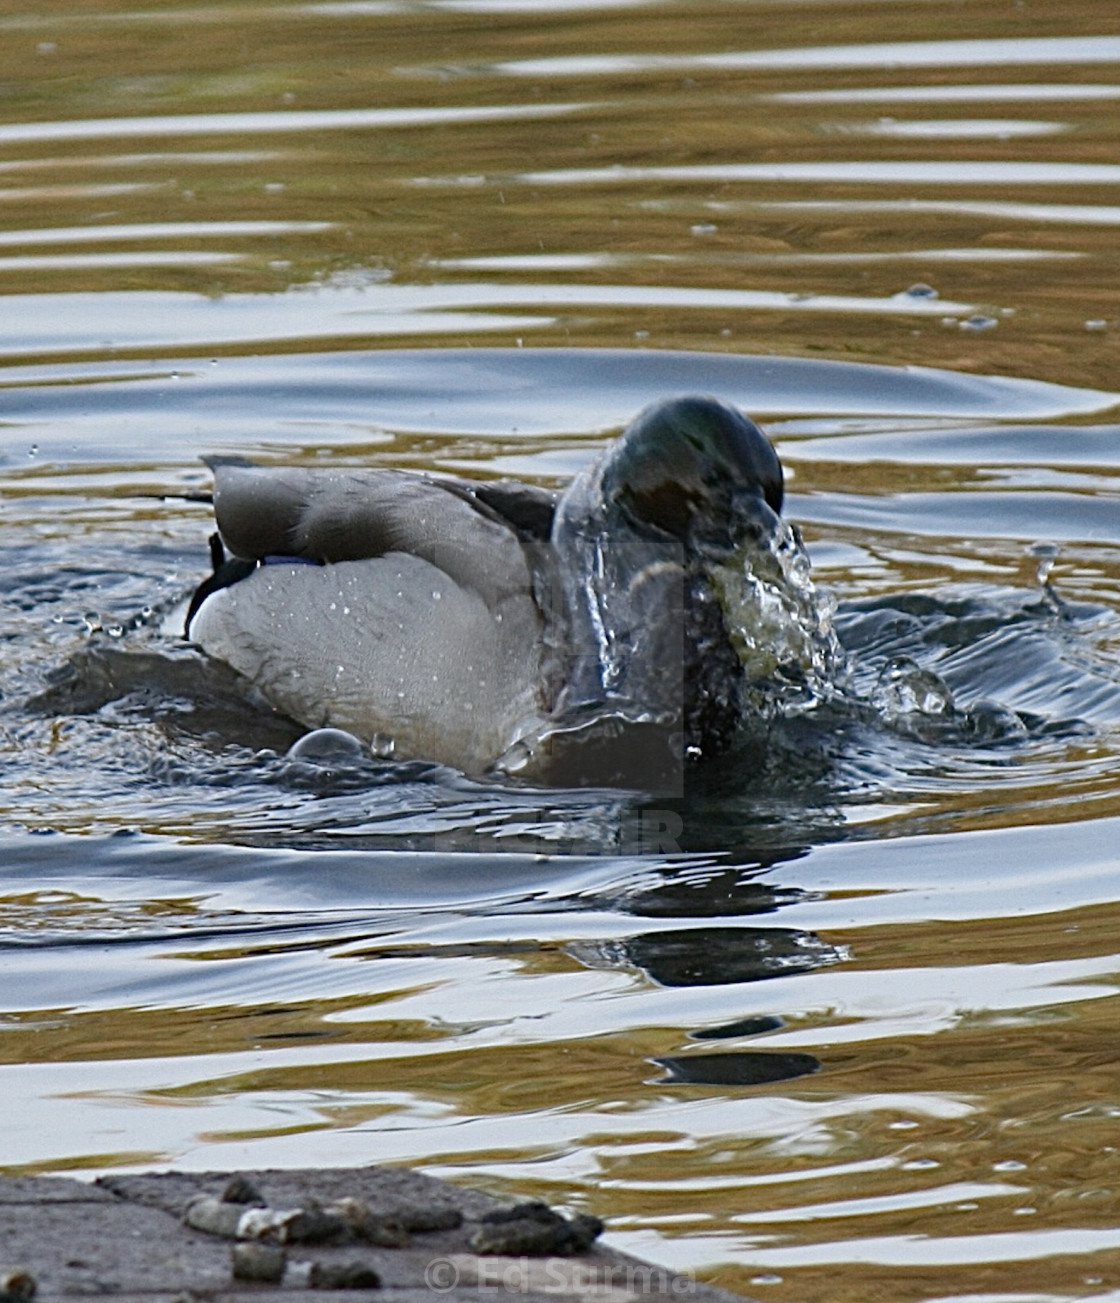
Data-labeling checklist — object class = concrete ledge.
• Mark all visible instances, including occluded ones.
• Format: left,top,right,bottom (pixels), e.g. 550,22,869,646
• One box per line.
0,1167,754,1303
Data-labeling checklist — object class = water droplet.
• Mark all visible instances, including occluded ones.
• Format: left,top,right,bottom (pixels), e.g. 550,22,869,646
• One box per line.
1028,540,1059,585
960,313,998,331
370,732,395,759
496,739,532,774
901,282,938,299
432,590,442,601
872,656,954,723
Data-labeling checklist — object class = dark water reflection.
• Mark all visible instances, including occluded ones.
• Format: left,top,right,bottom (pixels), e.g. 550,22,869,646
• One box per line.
2,3,1120,1301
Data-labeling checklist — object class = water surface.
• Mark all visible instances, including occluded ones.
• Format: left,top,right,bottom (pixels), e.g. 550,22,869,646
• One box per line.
2,4,1120,1302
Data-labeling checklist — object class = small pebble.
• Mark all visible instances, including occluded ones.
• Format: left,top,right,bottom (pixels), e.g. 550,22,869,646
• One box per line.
328,1199,410,1247
238,1204,349,1245
0,1270,36,1301
281,1205,351,1246
183,1195,243,1239
231,1242,287,1283
309,1260,382,1290
471,1203,603,1256
221,1175,265,1206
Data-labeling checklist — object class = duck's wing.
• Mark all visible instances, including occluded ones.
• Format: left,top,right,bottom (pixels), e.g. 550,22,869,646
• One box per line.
188,463,549,774
189,551,544,774
207,462,541,608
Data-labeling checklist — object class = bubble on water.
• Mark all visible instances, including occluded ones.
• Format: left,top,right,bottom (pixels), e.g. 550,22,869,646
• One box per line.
1028,540,1060,586
690,222,717,236
287,728,364,765
963,698,1028,742
899,282,938,300
1084,318,1108,331
872,656,954,726
370,731,396,759
960,313,998,331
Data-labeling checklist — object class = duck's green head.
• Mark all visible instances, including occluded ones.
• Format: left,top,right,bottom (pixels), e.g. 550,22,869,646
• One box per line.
600,395,783,546
529,395,840,788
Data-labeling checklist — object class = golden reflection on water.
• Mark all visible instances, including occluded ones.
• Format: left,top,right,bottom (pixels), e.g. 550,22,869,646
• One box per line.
0,0,1116,383
2,2,1120,1301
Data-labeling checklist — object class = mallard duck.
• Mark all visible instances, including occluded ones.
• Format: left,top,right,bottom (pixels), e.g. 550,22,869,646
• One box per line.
186,395,785,790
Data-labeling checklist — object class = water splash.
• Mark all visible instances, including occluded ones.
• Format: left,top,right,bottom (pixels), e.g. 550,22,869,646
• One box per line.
711,517,847,714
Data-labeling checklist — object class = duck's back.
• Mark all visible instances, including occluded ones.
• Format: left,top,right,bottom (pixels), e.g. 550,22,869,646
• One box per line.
188,464,546,774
